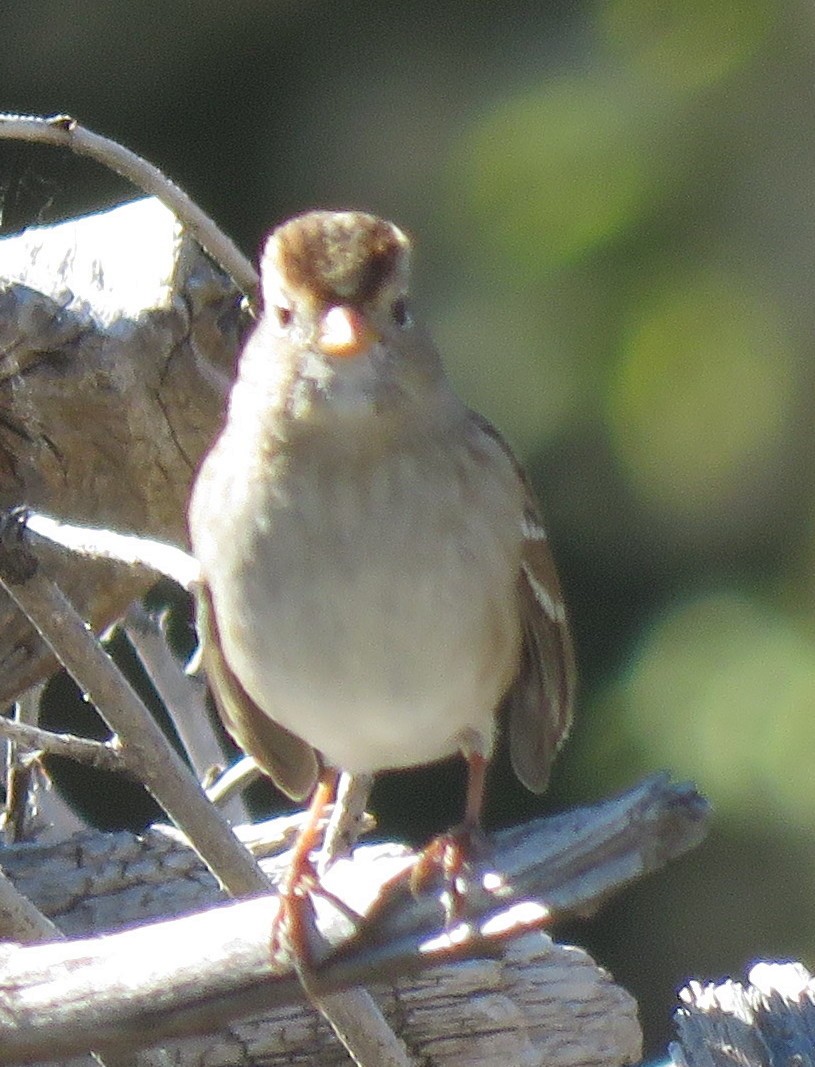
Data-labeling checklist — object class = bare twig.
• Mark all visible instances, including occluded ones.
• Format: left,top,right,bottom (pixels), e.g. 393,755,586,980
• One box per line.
0,715,129,776
0,685,87,847
122,605,252,826
25,512,200,591
0,112,258,297
2,683,44,844
204,755,263,806
311,988,415,1067
321,772,375,870
0,862,61,944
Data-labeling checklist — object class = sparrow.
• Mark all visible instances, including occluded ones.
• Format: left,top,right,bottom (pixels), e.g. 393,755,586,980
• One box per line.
188,210,575,926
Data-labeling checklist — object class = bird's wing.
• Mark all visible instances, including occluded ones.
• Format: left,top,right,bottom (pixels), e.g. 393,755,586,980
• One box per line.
194,583,320,802
470,412,576,794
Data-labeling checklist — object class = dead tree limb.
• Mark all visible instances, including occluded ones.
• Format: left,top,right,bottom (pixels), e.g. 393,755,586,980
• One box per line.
0,195,241,702
0,774,706,1066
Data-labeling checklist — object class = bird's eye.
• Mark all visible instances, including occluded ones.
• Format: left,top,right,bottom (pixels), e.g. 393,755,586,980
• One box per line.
274,304,293,328
391,297,410,328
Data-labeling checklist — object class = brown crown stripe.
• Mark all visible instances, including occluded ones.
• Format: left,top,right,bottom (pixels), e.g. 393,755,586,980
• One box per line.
276,211,405,305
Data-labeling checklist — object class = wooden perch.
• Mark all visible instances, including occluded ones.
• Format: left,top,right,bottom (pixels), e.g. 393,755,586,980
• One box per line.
0,774,708,1065
0,194,241,702
673,961,815,1067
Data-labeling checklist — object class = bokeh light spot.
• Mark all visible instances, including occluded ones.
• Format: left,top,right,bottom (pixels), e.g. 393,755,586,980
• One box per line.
599,0,773,91
449,79,656,273
618,590,815,824
608,269,795,527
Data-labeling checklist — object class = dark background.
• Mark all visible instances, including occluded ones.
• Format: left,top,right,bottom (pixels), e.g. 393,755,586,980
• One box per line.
2,0,815,1058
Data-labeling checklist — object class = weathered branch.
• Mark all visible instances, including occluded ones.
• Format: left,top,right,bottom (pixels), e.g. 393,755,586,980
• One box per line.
24,513,202,590
0,195,240,703
2,685,44,844
0,775,707,1065
121,604,237,785
673,961,815,1067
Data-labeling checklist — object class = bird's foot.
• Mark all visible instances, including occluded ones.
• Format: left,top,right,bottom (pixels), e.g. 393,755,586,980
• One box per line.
270,853,321,966
410,822,489,924
269,769,341,969
271,851,366,969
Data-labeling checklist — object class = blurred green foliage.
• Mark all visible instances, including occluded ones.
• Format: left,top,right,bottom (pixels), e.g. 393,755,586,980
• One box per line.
619,590,815,824
451,77,660,271
600,0,773,90
609,267,796,526
1,0,814,1056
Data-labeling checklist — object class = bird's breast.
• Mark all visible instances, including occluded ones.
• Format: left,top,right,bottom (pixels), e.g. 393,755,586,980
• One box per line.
192,420,525,773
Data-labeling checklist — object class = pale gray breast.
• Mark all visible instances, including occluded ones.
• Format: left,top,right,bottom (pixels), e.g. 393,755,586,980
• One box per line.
191,418,525,767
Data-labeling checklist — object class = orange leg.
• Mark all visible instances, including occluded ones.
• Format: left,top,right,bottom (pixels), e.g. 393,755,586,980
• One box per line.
462,750,488,830
272,767,339,965
410,752,488,919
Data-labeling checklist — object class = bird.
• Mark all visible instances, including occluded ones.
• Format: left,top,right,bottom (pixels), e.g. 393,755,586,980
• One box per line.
188,209,575,940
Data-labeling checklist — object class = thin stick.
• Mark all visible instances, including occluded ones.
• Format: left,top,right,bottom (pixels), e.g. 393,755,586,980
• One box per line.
123,606,252,827
320,773,374,872
311,989,415,1067
0,862,61,943
25,511,200,590
0,717,130,777
205,755,262,806
0,113,259,298
2,684,43,843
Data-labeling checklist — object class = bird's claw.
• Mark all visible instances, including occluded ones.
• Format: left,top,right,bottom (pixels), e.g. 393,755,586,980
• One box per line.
410,823,489,924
